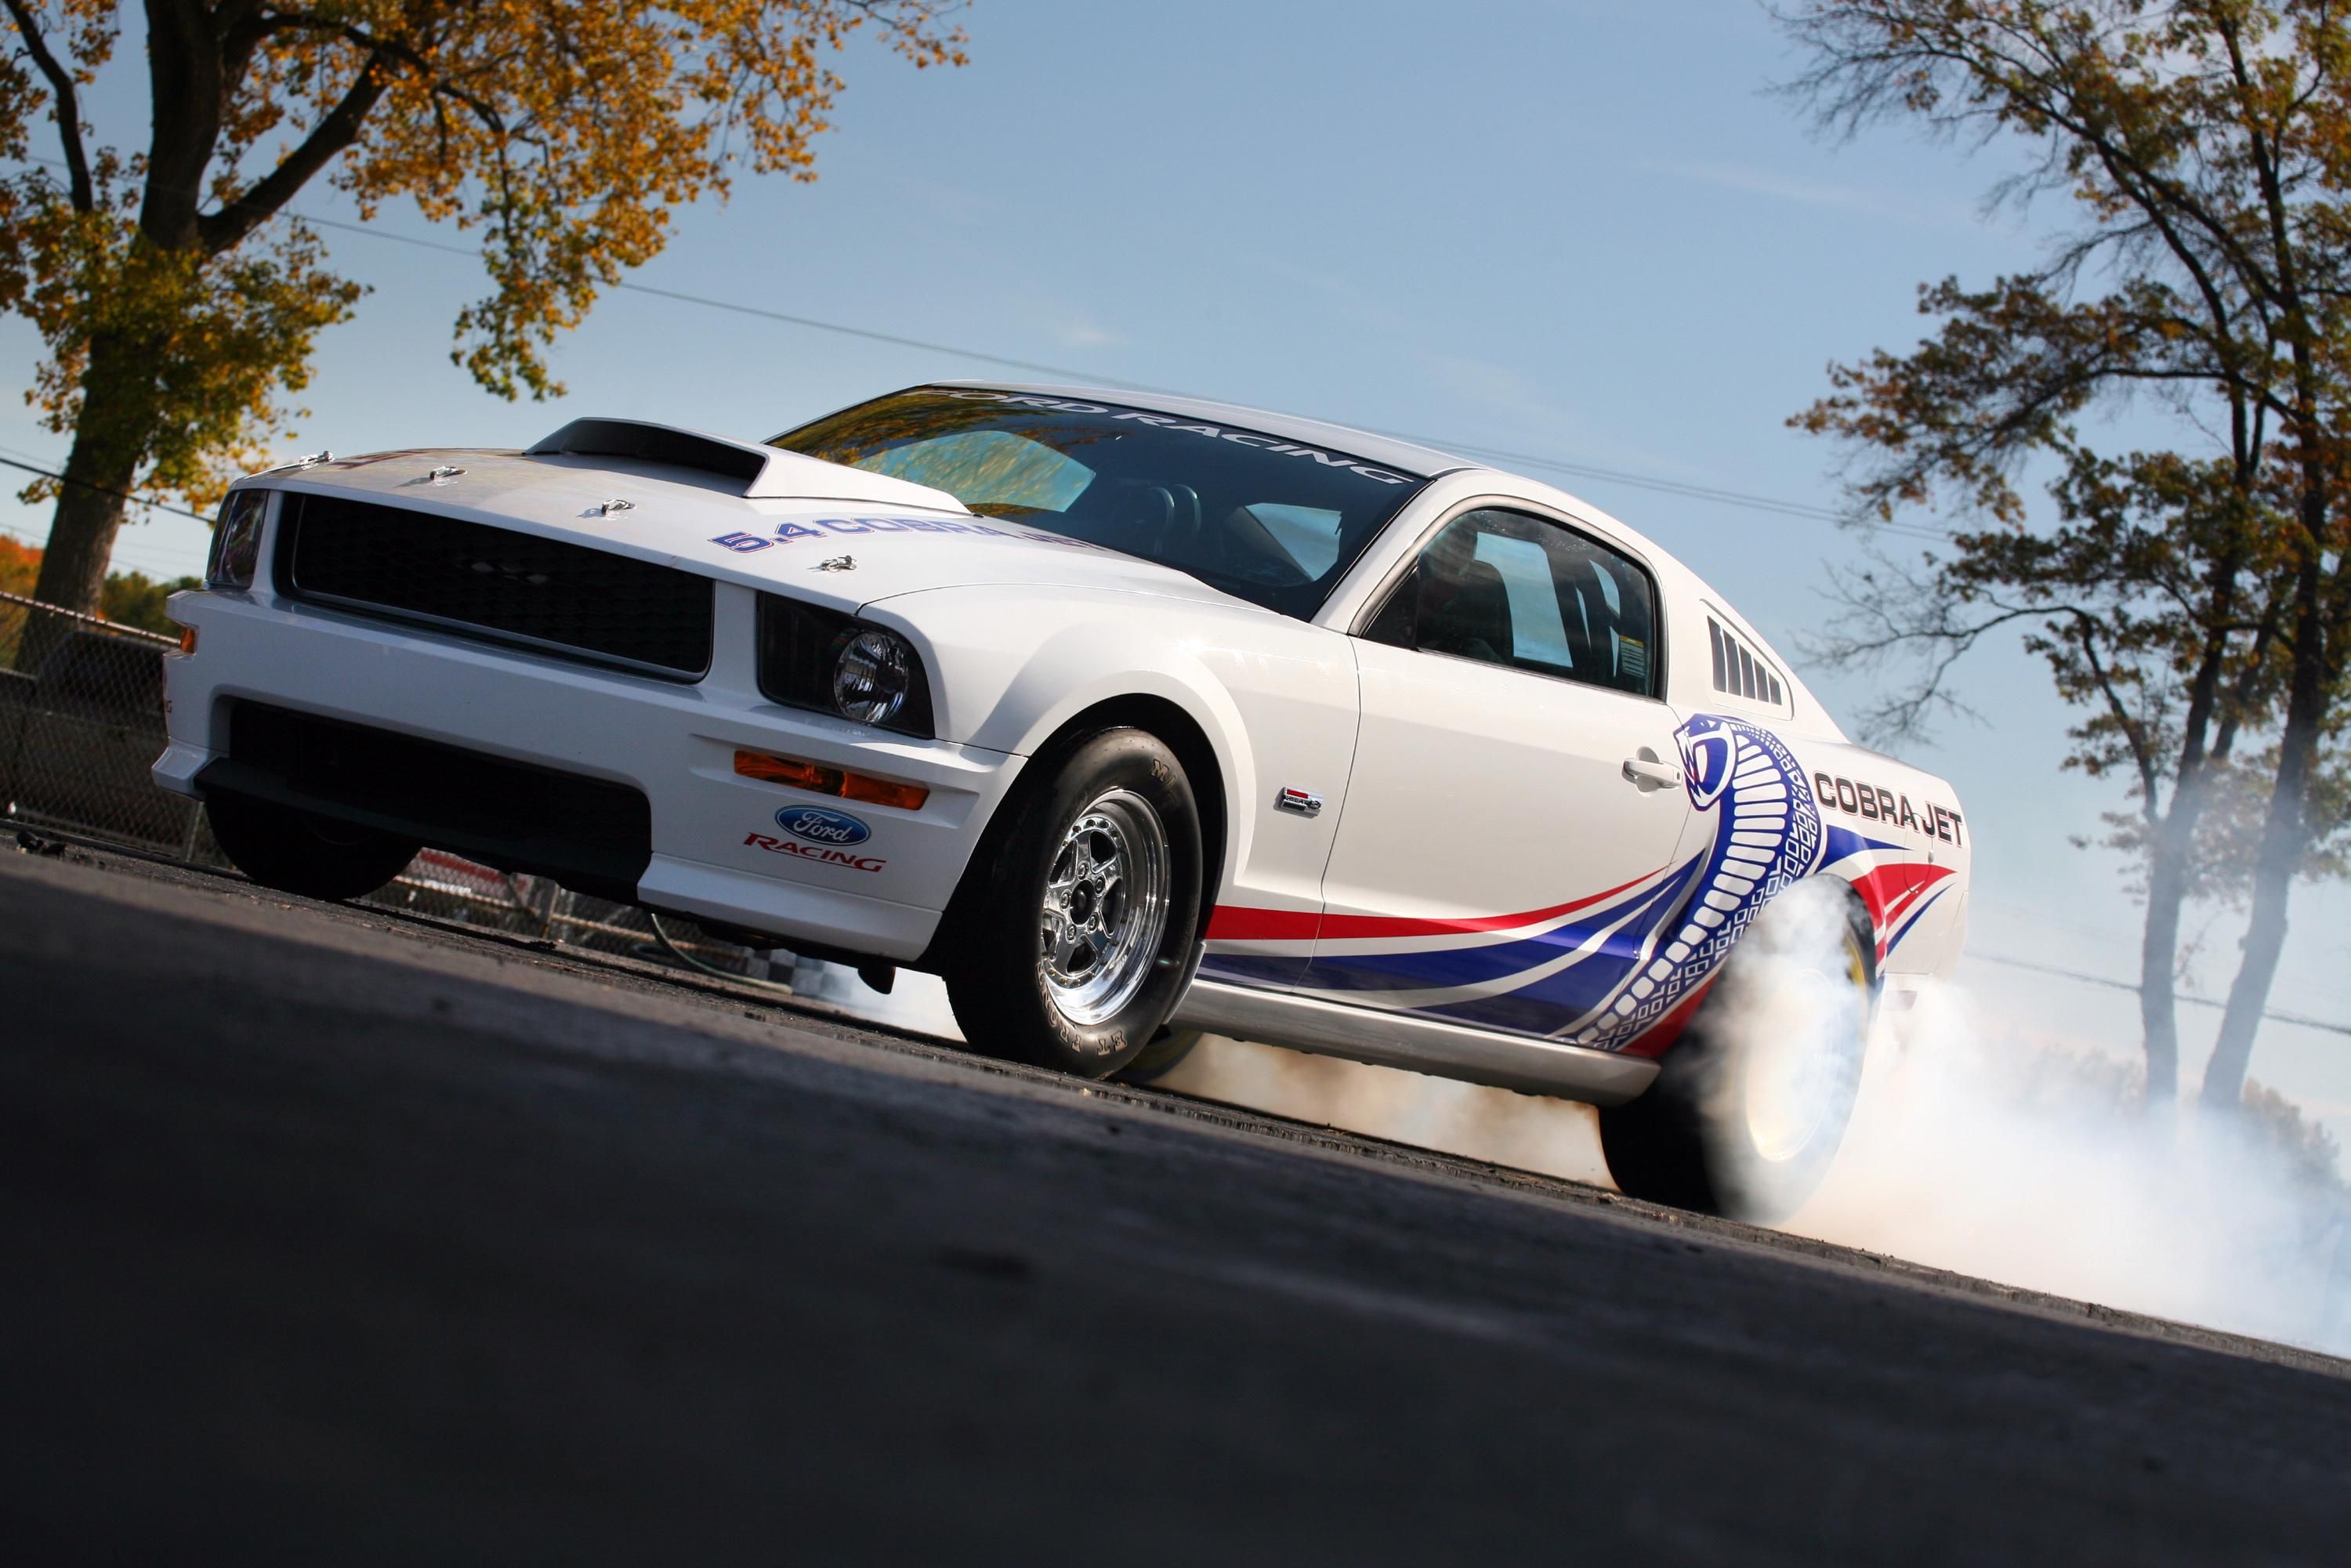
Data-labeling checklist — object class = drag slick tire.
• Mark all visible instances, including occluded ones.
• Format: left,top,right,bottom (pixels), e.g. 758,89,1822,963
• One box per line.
944,729,1203,1079
1599,882,1875,1222
205,791,422,903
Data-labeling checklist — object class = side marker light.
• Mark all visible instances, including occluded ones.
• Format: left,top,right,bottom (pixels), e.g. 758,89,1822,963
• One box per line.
734,749,929,811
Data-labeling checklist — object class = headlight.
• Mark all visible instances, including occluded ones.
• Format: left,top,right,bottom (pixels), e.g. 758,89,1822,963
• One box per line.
205,489,267,588
833,628,914,725
755,593,935,737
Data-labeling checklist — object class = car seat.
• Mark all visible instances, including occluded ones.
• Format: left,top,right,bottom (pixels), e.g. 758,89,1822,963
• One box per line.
1421,559,1514,664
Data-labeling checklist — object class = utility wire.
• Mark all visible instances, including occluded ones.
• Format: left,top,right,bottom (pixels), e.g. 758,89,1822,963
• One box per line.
2,169,2342,1030
0,156,1961,545
0,455,2336,1028
1971,951,2351,1037
0,454,210,523
5,152,1955,542
291,211,1962,543
296,212,1179,394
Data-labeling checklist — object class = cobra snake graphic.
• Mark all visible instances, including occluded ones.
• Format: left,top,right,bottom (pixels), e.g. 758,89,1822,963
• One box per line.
1565,713,1825,1052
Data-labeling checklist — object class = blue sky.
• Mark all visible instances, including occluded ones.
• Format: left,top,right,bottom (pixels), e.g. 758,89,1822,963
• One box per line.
6,0,2346,1139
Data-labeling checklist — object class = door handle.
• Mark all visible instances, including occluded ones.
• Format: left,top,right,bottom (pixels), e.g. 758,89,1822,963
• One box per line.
1622,755,1682,791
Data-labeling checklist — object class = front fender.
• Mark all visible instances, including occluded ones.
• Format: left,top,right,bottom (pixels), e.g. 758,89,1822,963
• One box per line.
858,586,1355,911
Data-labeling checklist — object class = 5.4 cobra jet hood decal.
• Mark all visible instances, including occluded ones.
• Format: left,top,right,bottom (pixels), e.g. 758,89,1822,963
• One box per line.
241,447,1270,617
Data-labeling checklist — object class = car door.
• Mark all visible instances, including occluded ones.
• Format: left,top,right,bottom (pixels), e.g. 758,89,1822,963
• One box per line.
1304,505,1694,1038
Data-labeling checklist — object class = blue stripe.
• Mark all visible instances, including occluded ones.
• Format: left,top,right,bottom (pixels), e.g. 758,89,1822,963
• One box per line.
1824,824,1902,864
1883,885,1951,954
1297,859,1708,1037
1301,864,1694,994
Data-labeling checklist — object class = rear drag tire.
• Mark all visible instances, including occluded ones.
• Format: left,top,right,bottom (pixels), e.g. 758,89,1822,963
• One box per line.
1599,885,1875,1222
205,791,422,903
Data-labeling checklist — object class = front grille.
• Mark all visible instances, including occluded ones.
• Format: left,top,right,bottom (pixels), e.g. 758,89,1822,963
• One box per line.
278,491,713,679
201,702,653,901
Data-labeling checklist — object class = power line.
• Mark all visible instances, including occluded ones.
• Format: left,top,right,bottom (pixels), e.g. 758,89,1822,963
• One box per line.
1971,951,2351,1037
2,151,1958,543
0,454,210,523
296,212,1179,395
13,180,2336,1034
291,211,1960,543
0,518,192,578
2,170,2340,1028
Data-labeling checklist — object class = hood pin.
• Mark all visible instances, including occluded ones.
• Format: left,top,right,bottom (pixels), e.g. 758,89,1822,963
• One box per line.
813,555,857,572
585,498,636,517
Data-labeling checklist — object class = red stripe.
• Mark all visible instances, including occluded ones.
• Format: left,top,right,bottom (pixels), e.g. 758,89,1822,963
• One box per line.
1203,905,1323,942
1206,865,1665,947
1621,976,1716,1059
1848,862,1956,958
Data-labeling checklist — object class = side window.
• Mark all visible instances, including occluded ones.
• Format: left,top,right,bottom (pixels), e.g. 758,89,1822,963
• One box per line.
1365,508,1658,697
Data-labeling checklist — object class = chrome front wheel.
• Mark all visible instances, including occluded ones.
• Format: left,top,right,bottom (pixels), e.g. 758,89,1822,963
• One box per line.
943,728,1204,1077
1039,789,1171,1026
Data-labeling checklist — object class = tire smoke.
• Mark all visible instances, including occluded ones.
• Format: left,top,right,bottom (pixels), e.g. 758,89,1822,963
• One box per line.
1787,977,2351,1356
1159,899,2351,1355
1680,876,1875,1222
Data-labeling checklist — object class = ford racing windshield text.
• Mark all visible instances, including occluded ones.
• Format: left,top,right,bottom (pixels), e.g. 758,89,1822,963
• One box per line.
768,386,1429,619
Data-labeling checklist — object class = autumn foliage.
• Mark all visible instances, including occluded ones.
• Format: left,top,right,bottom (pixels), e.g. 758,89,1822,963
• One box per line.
1777,0,2351,1106
0,0,969,623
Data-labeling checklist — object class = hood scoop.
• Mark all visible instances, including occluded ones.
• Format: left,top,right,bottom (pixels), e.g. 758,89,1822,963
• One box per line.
525,417,966,513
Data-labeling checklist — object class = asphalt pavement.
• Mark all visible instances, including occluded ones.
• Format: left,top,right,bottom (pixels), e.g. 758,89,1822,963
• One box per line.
3,838,2348,1565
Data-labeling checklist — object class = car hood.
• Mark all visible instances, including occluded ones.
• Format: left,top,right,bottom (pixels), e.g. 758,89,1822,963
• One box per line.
246,444,1271,617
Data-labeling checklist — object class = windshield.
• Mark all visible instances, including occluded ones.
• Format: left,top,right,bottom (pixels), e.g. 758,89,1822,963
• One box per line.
769,387,1429,617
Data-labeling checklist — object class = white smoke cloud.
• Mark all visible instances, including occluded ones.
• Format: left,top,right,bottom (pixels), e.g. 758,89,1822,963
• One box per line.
1155,1036,1614,1186
789,900,2349,1356
1788,979,2351,1356
1677,875,1875,1222
1158,972,2351,1356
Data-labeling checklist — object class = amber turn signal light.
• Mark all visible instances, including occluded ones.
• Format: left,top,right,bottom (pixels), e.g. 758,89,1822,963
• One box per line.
176,626,198,656
734,748,929,811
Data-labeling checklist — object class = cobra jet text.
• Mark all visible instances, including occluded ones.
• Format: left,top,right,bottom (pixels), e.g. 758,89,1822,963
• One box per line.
1811,773,1964,846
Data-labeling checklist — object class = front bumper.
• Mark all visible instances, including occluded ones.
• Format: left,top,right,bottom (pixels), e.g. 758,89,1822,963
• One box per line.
156,581,1026,962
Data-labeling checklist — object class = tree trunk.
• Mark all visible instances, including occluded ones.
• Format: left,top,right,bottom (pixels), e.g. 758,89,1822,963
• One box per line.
2137,813,2192,1110
2201,562,2329,1110
2201,775,2306,1110
16,329,156,670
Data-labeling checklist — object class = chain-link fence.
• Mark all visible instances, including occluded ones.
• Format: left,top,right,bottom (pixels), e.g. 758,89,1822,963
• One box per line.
2,590,199,855
2,588,782,983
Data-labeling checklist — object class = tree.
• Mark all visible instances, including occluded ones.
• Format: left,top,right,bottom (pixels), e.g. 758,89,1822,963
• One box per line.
0,535,199,662
1774,0,2351,1110
98,567,204,633
0,0,968,636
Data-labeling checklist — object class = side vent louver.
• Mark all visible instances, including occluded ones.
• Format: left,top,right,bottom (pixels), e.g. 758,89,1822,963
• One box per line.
1707,617,1785,707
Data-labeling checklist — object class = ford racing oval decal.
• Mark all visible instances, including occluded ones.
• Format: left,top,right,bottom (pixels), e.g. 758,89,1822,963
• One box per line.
776,806,871,846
